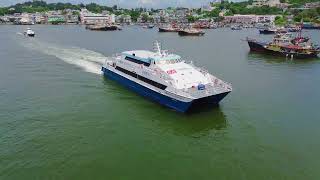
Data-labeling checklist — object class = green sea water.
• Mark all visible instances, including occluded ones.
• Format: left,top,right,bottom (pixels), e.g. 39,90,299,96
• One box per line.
0,25,320,180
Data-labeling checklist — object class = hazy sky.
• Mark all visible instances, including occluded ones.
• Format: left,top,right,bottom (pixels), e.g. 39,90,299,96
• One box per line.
0,0,242,8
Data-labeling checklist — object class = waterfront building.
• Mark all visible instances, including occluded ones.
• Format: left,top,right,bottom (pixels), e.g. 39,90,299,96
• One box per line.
0,16,10,23
224,14,277,24
16,13,33,25
80,9,115,25
31,12,47,24
158,9,167,17
175,8,190,18
137,12,151,23
304,2,320,9
116,15,132,24
249,0,281,7
276,3,290,10
48,15,65,24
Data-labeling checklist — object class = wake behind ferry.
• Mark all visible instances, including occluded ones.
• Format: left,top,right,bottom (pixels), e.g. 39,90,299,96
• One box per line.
102,42,232,112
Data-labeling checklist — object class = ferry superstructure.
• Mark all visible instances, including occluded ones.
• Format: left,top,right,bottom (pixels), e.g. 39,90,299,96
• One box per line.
101,42,232,112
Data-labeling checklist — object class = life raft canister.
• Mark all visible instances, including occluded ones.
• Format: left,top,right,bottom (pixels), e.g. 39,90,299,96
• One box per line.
197,84,205,90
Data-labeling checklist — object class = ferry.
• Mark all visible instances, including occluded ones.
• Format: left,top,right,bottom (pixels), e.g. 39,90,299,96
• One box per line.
101,42,232,112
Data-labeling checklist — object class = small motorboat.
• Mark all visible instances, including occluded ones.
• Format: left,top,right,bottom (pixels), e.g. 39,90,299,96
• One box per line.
159,24,179,32
231,25,242,30
24,28,35,37
259,27,277,34
147,24,155,29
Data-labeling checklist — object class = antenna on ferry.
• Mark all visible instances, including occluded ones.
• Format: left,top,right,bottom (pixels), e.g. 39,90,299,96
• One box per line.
154,40,162,55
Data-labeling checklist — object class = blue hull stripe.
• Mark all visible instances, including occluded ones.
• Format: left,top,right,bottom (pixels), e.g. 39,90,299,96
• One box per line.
102,67,192,112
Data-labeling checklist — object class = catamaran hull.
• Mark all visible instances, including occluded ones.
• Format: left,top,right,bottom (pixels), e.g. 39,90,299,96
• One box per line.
247,40,319,59
102,67,228,113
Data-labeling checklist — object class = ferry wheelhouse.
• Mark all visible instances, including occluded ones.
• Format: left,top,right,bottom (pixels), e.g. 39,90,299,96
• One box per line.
101,42,232,112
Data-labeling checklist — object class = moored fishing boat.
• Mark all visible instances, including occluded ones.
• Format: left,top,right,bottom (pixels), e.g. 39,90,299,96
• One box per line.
302,22,320,30
178,28,205,36
246,32,320,59
101,41,232,112
86,24,119,31
158,24,179,32
259,27,277,34
231,25,242,30
287,26,300,32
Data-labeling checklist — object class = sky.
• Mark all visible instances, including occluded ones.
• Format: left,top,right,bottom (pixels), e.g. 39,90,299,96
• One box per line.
0,0,242,8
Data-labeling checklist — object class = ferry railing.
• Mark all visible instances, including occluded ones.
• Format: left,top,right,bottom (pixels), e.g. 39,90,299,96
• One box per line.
105,54,122,66
185,60,232,90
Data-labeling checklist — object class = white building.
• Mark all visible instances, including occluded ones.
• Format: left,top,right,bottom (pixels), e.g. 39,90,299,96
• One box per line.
304,2,320,9
250,0,281,7
80,9,115,25
116,15,132,24
224,14,277,24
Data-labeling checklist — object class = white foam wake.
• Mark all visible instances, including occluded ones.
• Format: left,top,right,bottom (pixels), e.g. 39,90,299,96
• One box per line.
21,40,107,75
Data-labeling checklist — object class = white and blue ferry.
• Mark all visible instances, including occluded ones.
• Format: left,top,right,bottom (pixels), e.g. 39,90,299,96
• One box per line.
102,42,232,112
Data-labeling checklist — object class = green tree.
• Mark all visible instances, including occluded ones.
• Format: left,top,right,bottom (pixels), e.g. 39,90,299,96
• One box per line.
141,14,149,22
129,10,140,22
86,3,102,13
187,15,196,23
0,8,9,16
206,9,221,17
275,16,287,25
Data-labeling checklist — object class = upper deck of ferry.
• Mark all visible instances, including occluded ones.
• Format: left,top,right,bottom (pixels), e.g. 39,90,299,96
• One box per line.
121,50,182,65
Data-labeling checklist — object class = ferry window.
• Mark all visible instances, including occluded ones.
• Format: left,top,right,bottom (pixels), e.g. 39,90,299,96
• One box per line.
115,66,166,90
125,56,150,67
116,66,137,78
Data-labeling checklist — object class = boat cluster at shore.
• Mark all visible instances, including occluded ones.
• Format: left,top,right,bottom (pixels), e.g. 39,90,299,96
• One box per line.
23,21,320,59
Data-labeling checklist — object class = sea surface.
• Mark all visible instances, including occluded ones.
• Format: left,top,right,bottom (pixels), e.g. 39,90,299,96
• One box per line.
0,25,320,180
